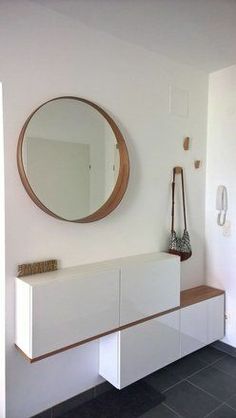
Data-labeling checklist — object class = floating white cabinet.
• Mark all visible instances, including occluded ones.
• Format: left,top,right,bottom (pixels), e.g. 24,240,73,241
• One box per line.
15,252,180,360
180,294,224,357
120,256,180,325
15,269,120,359
99,311,180,389
180,301,208,357
15,250,224,386
100,289,225,389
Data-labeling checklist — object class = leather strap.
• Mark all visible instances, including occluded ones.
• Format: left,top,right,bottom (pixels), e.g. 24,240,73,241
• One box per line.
171,167,187,232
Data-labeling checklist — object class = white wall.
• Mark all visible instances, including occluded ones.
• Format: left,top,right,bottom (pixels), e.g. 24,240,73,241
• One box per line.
0,1,208,417
0,83,6,418
206,65,236,348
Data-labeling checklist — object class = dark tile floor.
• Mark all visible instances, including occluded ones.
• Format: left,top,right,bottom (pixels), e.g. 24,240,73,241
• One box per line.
36,346,236,418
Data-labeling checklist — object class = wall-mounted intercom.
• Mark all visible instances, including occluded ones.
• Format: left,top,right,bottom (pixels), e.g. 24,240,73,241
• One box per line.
216,185,228,226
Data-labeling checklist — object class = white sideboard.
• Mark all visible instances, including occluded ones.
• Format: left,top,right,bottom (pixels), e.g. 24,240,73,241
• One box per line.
15,252,180,361
180,293,224,357
15,252,224,391
99,287,224,388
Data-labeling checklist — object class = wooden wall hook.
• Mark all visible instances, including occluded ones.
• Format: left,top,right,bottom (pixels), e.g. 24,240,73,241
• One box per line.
194,160,201,169
174,166,183,174
183,137,190,150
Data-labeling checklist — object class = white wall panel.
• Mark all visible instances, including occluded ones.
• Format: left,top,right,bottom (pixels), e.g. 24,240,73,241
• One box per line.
1,1,208,416
206,65,236,347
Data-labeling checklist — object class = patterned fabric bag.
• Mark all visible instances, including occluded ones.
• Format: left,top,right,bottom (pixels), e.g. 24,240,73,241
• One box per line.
168,167,192,262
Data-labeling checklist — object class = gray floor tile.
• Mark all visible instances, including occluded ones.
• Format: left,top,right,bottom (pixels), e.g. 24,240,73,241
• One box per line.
194,347,226,365
207,404,236,417
214,355,236,378
188,366,236,401
144,353,207,393
212,342,236,358
226,394,236,411
53,388,94,417
32,410,52,418
63,380,164,418
139,403,180,417
94,381,113,397
145,366,183,392
164,381,220,417
166,354,207,380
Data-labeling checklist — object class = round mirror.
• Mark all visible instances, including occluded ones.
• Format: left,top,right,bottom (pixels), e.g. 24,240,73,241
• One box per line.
17,97,129,222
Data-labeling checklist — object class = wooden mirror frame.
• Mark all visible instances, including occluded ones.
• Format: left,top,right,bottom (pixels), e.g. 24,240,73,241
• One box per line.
17,96,130,223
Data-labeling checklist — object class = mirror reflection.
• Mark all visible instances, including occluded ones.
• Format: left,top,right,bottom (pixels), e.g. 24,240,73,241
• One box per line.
22,98,120,220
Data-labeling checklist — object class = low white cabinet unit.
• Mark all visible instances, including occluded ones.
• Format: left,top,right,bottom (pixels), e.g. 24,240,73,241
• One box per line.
15,252,224,390
15,252,180,361
180,301,208,356
99,311,180,389
208,295,225,344
180,293,225,357
99,286,225,388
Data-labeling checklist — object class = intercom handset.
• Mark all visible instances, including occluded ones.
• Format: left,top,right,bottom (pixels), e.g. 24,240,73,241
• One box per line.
216,185,228,226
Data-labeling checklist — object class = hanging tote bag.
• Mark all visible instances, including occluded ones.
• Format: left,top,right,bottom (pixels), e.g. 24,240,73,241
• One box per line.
168,166,192,262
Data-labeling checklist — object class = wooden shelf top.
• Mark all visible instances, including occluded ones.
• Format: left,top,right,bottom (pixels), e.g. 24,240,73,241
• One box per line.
180,285,225,308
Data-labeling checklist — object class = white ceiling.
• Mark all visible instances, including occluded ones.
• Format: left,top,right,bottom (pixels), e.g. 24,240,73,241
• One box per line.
33,0,236,73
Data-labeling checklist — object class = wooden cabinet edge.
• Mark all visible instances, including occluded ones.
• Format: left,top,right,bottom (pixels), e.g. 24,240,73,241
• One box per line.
15,305,180,362
15,285,225,363
180,286,225,308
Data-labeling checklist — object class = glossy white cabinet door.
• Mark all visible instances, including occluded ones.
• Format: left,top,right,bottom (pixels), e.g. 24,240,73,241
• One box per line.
180,301,208,357
120,254,180,325
15,279,33,357
99,311,180,389
180,295,225,357
208,295,225,343
16,269,120,359
15,252,180,360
